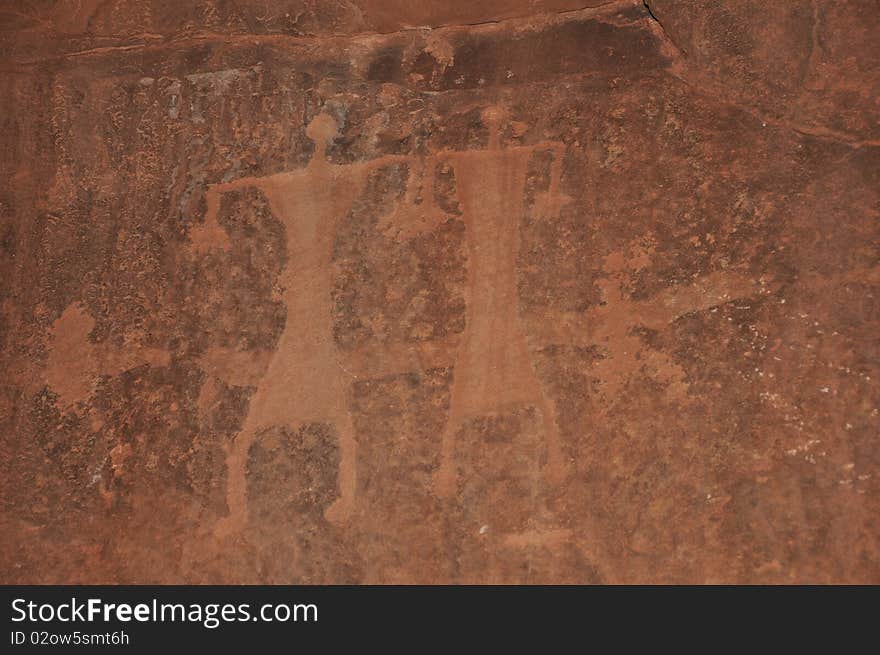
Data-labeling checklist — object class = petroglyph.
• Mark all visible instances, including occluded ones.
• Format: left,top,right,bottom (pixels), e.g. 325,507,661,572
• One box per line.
195,103,766,546
430,106,570,498
44,303,170,407
588,265,769,407
528,239,774,408
194,103,770,544
206,113,411,535
200,105,573,519
5,0,879,587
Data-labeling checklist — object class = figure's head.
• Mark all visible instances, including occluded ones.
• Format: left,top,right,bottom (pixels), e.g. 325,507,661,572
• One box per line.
481,105,508,148
306,112,339,149
481,105,508,131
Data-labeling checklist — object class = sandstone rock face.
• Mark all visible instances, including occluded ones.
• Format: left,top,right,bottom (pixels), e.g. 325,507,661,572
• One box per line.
1,0,878,584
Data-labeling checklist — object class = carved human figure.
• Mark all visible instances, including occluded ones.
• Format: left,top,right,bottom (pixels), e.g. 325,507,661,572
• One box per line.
208,113,402,535
430,106,570,498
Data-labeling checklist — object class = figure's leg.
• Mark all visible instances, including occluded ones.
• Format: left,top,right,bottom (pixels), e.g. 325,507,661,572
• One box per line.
537,391,569,486
324,410,358,524
433,349,469,499
432,414,459,499
214,413,262,539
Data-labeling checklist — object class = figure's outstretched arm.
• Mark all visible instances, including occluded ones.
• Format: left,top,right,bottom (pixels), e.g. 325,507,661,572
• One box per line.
359,151,411,174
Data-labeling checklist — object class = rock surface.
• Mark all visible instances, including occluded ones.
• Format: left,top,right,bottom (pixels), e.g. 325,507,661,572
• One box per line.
1,0,878,583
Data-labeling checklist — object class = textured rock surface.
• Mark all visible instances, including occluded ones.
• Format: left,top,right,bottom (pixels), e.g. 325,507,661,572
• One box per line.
1,0,878,583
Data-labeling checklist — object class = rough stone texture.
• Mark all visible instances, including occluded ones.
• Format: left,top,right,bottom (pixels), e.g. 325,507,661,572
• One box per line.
0,0,877,584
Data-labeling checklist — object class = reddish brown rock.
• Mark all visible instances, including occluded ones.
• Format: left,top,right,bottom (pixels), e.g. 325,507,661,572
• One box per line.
0,0,878,583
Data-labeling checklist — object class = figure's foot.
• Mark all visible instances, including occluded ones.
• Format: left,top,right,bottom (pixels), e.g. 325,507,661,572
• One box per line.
324,495,355,525
432,463,457,499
